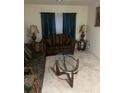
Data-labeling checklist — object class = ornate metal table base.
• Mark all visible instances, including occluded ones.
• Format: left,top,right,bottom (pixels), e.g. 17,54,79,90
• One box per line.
51,55,79,88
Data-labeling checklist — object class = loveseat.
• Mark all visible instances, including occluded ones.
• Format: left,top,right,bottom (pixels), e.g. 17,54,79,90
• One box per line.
43,34,75,56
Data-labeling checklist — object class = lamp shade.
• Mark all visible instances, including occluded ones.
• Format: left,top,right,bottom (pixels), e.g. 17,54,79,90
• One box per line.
30,25,39,34
79,24,87,32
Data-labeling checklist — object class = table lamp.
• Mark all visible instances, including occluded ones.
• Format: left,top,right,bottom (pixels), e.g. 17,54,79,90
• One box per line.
30,25,39,42
79,24,87,41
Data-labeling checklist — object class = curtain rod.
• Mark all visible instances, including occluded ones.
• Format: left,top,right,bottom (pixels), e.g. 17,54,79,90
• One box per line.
40,12,77,14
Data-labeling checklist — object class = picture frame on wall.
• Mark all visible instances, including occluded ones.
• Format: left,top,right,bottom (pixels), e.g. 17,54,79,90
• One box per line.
95,6,100,27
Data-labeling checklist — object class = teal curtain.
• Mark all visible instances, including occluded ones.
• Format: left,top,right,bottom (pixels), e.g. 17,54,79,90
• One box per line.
63,13,76,39
41,13,56,38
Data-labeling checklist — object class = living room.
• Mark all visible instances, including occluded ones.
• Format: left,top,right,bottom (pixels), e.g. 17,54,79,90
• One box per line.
2,0,124,93
24,0,100,58
24,0,100,93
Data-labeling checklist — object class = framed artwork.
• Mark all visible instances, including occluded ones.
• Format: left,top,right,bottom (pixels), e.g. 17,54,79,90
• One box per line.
95,6,100,27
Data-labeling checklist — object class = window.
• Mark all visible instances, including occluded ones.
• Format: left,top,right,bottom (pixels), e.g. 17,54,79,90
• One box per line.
55,13,63,34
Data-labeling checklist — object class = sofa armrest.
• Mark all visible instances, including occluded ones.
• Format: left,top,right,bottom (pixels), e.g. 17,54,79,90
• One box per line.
70,39,76,46
40,39,47,56
70,39,76,53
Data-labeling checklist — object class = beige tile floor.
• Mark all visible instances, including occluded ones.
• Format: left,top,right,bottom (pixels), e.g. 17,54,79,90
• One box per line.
42,50,100,93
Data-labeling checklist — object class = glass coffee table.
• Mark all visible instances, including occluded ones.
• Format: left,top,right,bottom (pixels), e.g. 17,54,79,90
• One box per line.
51,54,79,88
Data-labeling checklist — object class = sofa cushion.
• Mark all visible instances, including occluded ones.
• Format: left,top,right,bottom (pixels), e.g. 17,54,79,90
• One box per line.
62,35,65,45
47,46,60,50
65,37,71,45
52,35,56,46
46,38,52,47
56,35,59,46
59,35,63,46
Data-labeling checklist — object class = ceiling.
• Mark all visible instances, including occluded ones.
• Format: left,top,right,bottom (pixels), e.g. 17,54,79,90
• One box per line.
24,0,99,5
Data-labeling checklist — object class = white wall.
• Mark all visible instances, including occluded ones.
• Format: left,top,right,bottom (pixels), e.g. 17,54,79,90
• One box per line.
87,2,100,59
24,4,88,43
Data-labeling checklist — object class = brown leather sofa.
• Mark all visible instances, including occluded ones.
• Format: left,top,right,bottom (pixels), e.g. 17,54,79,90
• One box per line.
43,34,75,56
